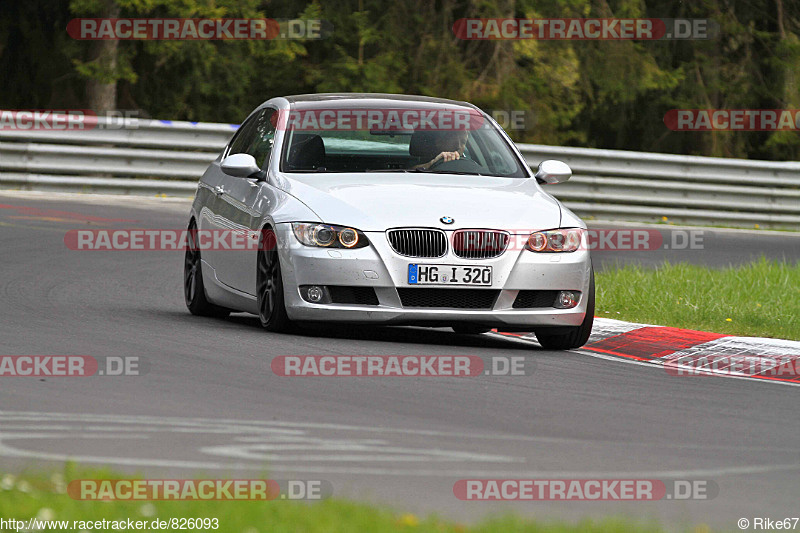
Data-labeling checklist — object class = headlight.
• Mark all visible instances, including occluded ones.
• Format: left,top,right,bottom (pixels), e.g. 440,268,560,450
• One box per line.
526,228,583,253
292,223,370,249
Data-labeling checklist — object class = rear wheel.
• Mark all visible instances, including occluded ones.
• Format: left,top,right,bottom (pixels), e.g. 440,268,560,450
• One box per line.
257,228,292,332
451,325,492,335
184,219,230,318
534,269,595,350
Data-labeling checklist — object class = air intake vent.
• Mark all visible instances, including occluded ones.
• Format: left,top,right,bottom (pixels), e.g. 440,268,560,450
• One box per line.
452,230,510,259
387,229,447,258
328,286,379,305
397,288,499,309
512,290,559,308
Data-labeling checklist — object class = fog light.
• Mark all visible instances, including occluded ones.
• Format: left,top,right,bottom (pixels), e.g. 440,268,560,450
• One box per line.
554,291,579,309
307,286,324,302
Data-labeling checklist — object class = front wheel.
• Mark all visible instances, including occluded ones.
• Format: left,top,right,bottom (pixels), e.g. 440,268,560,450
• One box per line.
257,228,292,332
184,219,230,318
534,269,595,350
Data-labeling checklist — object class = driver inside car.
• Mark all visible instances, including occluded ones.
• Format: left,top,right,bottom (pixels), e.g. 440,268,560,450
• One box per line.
411,129,469,170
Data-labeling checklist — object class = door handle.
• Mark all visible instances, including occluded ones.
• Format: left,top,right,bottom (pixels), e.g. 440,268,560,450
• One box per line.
214,186,225,196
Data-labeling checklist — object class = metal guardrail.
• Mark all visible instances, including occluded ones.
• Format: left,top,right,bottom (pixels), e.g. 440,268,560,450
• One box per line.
518,145,800,228
1,117,799,229
0,118,230,196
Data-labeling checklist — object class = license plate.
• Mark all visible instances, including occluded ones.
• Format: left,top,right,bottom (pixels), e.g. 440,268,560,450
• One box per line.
408,264,492,286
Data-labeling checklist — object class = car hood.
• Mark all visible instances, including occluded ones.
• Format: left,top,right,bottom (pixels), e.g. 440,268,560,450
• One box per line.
276,173,563,232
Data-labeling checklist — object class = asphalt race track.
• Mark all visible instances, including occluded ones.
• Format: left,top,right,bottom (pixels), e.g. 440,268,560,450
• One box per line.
1,191,799,530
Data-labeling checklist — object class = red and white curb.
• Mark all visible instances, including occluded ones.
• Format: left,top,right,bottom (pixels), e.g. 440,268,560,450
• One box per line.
493,318,800,387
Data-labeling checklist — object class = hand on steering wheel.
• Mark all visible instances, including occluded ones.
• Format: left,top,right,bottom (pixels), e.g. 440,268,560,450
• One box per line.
427,151,461,169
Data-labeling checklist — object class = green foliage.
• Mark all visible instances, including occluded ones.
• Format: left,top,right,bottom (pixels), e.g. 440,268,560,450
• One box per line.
1,0,799,159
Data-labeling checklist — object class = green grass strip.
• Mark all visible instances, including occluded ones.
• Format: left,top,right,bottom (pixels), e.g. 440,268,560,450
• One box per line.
596,258,800,341
0,467,676,532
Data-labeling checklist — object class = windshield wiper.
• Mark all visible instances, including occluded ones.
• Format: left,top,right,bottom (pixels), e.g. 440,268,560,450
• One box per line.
424,170,486,176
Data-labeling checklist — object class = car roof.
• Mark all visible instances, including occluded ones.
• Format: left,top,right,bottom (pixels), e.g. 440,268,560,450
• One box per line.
283,93,475,110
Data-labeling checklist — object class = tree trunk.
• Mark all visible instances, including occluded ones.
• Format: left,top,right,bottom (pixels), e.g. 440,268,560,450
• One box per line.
776,0,798,108
85,0,120,113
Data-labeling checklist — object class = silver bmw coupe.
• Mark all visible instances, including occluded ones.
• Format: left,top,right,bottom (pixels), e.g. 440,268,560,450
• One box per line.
184,93,594,349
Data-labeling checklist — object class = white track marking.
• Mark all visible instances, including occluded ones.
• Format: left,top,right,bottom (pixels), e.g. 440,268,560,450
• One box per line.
200,443,519,463
487,321,800,389
2,412,798,452
1,412,799,478
0,432,797,478
574,350,800,388
0,412,572,443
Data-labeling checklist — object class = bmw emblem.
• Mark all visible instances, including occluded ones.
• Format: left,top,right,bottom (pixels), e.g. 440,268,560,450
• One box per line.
440,216,454,225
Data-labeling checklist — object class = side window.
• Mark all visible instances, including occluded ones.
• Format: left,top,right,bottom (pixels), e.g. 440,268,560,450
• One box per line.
227,114,259,156
245,109,276,169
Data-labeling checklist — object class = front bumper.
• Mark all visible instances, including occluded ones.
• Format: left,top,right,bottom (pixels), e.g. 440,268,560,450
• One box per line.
276,224,592,328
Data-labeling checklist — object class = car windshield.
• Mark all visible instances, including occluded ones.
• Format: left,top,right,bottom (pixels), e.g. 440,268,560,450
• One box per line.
279,106,528,178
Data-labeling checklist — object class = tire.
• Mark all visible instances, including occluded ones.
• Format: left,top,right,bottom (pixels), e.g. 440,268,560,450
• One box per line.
184,219,230,318
257,228,293,332
452,325,492,335
534,268,595,350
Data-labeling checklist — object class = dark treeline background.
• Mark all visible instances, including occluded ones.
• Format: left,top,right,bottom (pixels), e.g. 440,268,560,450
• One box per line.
1,0,798,160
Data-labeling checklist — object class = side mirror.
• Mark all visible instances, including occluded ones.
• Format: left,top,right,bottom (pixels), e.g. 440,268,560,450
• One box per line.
221,153,262,179
535,160,572,184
